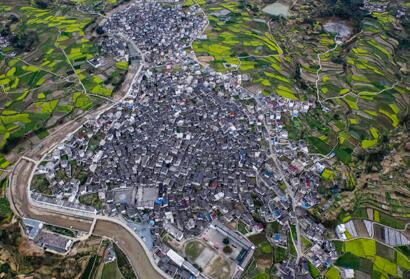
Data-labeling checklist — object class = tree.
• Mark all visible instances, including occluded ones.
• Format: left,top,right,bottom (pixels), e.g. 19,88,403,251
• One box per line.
193,263,203,272
10,30,38,52
0,263,11,274
223,245,233,254
322,0,365,21
8,14,19,23
35,0,48,9
0,24,10,37
222,237,230,245
96,26,105,35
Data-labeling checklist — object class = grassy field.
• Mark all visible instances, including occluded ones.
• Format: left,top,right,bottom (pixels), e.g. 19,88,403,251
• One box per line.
101,260,124,279
81,255,100,279
237,220,249,234
31,174,51,195
113,243,135,279
184,240,205,262
79,193,102,210
307,260,321,278
325,266,341,279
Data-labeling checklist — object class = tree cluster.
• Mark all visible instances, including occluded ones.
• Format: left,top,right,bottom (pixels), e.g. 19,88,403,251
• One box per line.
10,30,38,52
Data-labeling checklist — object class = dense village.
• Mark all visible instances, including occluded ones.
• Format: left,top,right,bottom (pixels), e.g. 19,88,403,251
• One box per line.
0,0,408,277
22,1,352,278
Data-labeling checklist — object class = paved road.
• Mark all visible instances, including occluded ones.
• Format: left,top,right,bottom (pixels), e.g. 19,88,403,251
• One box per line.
262,114,303,261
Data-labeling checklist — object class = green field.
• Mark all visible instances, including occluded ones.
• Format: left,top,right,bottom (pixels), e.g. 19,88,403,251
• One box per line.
0,0,128,164
113,243,135,279
31,174,51,195
325,266,341,279
307,261,321,278
335,238,410,277
81,255,100,279
303,14,408,164
237,220,249,234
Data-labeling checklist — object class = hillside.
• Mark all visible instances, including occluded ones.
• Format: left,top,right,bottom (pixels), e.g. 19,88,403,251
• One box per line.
0,0,130,170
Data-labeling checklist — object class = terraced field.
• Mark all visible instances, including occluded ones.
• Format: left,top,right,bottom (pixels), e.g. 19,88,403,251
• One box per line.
190,0,409,189
190,0,299,100
189,3,410,269
334,238,410,278
305,15,408,154
0,0,129,169
322,132,410,227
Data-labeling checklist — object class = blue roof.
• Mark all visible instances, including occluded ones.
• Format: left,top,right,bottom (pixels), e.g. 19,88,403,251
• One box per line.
273,210,281,217
264,170,273,177
273,233,281,241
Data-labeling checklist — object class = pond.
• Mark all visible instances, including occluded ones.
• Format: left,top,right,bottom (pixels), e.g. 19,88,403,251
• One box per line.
262,2,290,17
323,20,353,40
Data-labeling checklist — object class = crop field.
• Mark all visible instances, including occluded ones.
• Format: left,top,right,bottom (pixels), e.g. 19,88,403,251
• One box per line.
242,233,286,279
290,14,409,164
335,238,410,277
352,191,410,228
189,0,409,185
331,18,407,150
69,0,122,13
0,0,128,164
325,266,340,279
324,135,410,224
189,0,298,100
